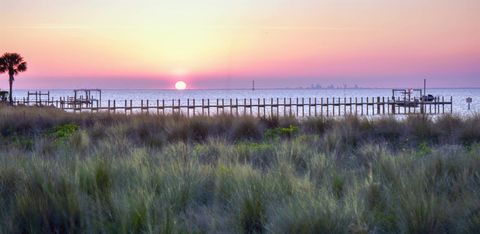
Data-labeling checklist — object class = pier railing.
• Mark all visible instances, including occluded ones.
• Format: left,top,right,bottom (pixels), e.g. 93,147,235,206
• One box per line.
13,96,453,117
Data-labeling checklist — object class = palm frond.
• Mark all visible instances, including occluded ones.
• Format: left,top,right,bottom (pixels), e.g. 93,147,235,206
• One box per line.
0,53,27,74
16,62,27,72
0,58,6,73
4,53,23,65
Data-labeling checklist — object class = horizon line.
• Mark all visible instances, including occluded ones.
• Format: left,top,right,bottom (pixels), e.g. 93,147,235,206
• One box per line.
14,87,480,91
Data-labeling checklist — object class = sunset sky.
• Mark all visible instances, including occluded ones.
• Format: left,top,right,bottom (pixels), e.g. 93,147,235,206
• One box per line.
1,0,479,89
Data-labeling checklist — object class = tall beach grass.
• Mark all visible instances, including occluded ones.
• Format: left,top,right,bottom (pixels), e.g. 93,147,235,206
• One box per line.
1,105,480,233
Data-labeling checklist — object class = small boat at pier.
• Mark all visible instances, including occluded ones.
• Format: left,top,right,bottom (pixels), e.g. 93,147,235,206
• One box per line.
392,89,435,108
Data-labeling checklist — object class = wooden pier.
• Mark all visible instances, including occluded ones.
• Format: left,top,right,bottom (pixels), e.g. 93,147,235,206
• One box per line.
13,96,453,117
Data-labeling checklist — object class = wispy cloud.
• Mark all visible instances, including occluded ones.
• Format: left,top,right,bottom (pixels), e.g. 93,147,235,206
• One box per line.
205,25,377,31
6,25,90,29
5,24,375,31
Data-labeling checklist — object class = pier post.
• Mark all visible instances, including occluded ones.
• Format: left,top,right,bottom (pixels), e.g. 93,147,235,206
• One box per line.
276,98,279,116
326,98,329,117
332,98,335,116
244,99,247,115
147,100,150,114
308,98,311,116
302,98,305,117
442,96,445,114
429,98,432,114
361,98,364,115
349,97,353,114
236,98,239,116
193,99,196,116
420,97,424,114
130,100,133,114
338,97,341,115
222,99,225,115
366,97,369,115
257,98,260,117
289,98,292,116
161,100,164,115
321,98,324,116
295,98,299,116
267,98,272,116
177,99,180,115
249,99,252,115
354,97,358,115
382,97,385,115
391,98,395,114
263,98,266,117
450,96,453,114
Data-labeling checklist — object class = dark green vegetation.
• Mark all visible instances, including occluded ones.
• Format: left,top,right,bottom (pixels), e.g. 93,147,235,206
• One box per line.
0,53,28,104
1,105,480,233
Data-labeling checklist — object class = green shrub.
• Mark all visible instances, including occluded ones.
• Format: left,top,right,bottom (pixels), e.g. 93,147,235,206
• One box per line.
331,174,345,199
265,125,299,140
51,123,80,140
416,142,432,157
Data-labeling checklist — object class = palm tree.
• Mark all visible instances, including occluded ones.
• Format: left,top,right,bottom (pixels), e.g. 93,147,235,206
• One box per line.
0,53,27,104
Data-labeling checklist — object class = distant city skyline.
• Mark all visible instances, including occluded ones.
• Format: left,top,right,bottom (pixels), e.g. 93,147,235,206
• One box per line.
2,0,480,89
12,77,479,90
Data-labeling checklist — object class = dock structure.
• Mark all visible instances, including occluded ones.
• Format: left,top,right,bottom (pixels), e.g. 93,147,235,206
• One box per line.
26,91,50,106
13,96,453,117
67,89,102,110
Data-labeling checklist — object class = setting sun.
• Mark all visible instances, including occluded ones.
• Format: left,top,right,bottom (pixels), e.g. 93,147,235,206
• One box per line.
175,81,187,90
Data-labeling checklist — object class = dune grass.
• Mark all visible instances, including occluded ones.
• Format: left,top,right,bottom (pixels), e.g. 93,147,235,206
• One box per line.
0,105,480,233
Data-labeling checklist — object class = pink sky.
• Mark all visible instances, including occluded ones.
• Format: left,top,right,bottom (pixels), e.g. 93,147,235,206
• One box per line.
1,0,480,89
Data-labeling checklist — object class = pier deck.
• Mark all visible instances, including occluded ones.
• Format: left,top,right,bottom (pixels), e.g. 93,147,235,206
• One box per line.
13,96,453,117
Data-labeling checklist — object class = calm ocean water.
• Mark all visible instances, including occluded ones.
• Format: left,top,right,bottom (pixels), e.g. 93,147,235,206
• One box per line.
14,88,480,115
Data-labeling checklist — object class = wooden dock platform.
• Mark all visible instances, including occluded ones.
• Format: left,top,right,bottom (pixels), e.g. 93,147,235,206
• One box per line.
13,96,453,117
